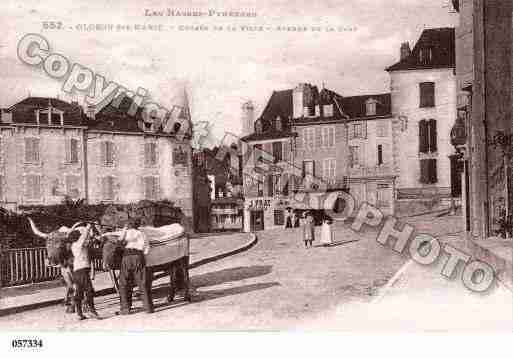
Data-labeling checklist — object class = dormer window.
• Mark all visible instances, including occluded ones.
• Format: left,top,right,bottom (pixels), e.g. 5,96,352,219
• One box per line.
323,104,334,117
255,119,263,134
36,107,64,126
419,47,433,64
275,116,282,131
365,99,377,116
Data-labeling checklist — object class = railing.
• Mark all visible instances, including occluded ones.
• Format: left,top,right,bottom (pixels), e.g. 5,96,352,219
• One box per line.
1,247,104,288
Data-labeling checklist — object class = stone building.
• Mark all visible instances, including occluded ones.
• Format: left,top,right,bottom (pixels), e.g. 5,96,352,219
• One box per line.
342,94,396,215
386,27,459,216
240,84,350,232
0,98,87,209
0,96,194,228
452,0,513,238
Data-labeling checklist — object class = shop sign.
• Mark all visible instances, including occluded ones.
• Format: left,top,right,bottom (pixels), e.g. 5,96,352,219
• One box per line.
248,199,271,210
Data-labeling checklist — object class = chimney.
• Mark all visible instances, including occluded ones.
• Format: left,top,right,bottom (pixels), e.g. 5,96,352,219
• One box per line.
293,83,307,119
86,105,96,120
241,101,254,136
0,109,12,124
400,42,411,61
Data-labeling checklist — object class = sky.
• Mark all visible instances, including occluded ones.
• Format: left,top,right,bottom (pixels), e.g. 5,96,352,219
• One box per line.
0,0,458,146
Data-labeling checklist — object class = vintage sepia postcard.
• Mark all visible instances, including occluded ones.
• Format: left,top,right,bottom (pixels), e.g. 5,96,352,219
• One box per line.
0,0,512,356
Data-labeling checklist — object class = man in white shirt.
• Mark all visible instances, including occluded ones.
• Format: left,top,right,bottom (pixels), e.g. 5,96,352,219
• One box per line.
117,218,154,315
70,223,101,320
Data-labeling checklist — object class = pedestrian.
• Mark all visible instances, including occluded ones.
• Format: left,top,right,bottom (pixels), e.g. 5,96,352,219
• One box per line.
284,208,293,229
291,210,299,228
117,218,154,315
302,211,315,248
69,223,101,320
320,216,334,246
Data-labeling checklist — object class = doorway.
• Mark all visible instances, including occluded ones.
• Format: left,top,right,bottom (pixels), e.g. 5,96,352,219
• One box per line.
250,210,264,231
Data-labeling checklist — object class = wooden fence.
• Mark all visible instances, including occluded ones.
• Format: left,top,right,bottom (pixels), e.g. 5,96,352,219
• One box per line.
1,247,104,287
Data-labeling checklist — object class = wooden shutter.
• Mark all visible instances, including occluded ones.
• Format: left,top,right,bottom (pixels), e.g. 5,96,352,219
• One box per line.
315,127,322,148
429,159,438,183
65,139,71,163
419,120,428,153
362,122,367,139
283,140,290,162
420,159,428,184
100,142,107,165
296,132,302,150
429,119,437,152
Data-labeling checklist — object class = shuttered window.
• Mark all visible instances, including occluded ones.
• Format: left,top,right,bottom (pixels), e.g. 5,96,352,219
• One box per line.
144,176,159,200
65,138,79,163
322,126,335,147
272,142,282,163
420,159,438,184
101,141,115,166
0,175,3,198
101,176,115,200
25,175,41,199
419,119,437,153
144,142,157,166
377,144,383,165
323,158,336,179
25,138,40,163
303,128,315,149
419,82,435,107
377,121,388,137
351,122,367,139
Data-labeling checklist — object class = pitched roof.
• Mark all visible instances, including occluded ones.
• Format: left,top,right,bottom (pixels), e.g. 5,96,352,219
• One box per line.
90,96,192,138
4,97,86,126
339,93,391,120
386,28,455,72
259,89,293,122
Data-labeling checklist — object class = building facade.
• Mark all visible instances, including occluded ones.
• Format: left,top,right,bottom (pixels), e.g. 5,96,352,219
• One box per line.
0,96,194,227
453,0,513,238
386,27,459,216
342,94,396,215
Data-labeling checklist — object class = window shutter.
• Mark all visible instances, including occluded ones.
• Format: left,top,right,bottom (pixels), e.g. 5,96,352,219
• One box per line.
362,123,367,139
100,142,106,165
429,119,437,152
429,159,437,183
315,127,322,148
296,132,302,150
65,139,71,163
419,120,428,153
283,140,290,162
377,144,383,165
420,159,428,184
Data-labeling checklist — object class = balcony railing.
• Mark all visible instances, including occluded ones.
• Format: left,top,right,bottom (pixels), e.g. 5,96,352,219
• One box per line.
1,247,104,287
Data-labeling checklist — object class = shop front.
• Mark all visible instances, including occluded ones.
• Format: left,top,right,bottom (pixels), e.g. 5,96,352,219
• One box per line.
243,197,299,232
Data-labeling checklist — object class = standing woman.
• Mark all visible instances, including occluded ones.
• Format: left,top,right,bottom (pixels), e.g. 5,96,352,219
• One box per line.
320,216,334,246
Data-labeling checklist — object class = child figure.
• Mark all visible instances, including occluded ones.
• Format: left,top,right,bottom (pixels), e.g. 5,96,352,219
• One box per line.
70,223,101,320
